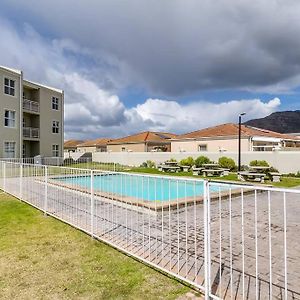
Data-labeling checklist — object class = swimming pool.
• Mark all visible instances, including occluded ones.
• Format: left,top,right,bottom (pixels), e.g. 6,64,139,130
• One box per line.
55,174,224,202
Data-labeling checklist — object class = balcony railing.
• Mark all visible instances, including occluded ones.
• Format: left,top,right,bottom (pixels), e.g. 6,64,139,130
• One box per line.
23,98,40,113
23,127,40,139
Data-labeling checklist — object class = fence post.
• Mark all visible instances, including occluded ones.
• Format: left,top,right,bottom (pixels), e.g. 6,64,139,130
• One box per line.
44,166,48,215
90,169,94,237
203,180,210,300
3,163,6,192
19,162,23,199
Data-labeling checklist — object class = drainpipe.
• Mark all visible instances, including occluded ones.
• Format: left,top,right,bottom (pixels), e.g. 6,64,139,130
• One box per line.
20,71,23,158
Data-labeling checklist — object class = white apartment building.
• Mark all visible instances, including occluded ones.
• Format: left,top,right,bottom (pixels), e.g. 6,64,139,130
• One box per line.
0,66,64,158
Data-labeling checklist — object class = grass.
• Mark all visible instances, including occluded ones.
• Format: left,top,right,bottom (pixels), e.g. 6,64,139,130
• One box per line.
0,192,192,300
126,167,300,188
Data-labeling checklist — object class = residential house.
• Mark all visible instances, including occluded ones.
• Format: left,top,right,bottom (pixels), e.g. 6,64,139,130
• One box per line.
0,66,64,158
64,140,84,153
76,138,111,153
107,131,176,152
171,123,300,152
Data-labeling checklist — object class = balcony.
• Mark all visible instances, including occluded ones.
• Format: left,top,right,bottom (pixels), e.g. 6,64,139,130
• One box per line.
23,98,40,113
23,127,40,139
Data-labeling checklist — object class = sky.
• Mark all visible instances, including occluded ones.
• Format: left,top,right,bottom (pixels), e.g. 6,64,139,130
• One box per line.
0,0,299,140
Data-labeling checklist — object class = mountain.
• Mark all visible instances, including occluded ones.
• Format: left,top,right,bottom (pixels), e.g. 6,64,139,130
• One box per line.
244,110,300,134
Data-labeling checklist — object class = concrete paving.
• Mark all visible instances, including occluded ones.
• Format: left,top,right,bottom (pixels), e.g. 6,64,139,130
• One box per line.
2,176,300,300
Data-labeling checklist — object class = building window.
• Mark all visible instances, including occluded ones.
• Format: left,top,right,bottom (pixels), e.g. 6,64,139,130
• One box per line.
52,144,59,157
52,97,59,110
4,110,16,128
23,144,26,158
4,141,16,158
121,147,126,152
198,144,207,151
52,121,59,133
4,78,15,96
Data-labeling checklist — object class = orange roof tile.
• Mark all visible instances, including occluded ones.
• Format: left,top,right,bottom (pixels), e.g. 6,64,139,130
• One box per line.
77,138,111,147
64,140,84,148
176,123,300,140
108,131,176,144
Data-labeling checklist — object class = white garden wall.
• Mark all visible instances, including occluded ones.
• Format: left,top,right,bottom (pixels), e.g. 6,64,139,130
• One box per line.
91,151,300,173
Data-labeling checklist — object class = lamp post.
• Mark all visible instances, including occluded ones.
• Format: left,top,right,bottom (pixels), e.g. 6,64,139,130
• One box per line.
238,112,246,172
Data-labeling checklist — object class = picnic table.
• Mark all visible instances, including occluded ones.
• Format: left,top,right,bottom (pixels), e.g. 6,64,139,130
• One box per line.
158,161,181,173
202,168,225,177
239,172,266,183
192,167,204,175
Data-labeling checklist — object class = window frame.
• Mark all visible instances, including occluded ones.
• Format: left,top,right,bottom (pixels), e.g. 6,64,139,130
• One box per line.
4,109,16,128
198,144,208,152
52,120,60,134
52,96,59,110
3,141,16,158
52,144,59,157
4,77,16,97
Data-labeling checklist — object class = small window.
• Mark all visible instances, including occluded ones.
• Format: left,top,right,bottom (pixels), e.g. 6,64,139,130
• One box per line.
121,147,126,152
198,144,207,151
52,97,59,110
52,144,59,157
4,78,15,96
52,121,59,133
4,141,16,158
4,110,16,128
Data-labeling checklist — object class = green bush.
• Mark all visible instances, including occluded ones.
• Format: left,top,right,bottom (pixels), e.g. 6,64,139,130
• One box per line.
146,160,156,168
180,156,194,167
218,156,236,170
249,160,269,167
194,156,210,167
169,158,177,162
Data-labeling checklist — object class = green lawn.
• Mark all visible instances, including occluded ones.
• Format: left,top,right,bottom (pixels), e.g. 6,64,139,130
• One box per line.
126,167,300,188
0,192,193,300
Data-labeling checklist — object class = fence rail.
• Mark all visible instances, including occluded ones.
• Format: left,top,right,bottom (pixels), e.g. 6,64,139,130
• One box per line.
0,160,299,300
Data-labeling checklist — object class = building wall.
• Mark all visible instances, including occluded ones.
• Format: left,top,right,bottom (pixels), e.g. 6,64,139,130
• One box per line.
171,138,250,152
77,146,97,153
91,151,300,173
0,68,21,158
29,82,63,157
107,143,146,152
0,67,63,158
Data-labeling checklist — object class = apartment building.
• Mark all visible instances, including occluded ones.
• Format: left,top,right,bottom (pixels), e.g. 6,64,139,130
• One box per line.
0,66,64,158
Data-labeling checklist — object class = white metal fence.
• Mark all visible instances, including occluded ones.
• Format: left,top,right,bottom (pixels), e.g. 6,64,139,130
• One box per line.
0,160,299,300
0,157,127,172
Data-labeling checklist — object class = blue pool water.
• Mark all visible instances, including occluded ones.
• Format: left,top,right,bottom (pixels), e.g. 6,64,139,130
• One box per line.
56,174,222,201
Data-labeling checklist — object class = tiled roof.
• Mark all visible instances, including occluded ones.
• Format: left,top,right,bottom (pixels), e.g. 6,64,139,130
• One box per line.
64,140,84,148
108,131,177,144
77,138,111,147
175,123,300,140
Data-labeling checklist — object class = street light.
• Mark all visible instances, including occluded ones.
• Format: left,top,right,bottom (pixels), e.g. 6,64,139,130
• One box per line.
238,112,246,172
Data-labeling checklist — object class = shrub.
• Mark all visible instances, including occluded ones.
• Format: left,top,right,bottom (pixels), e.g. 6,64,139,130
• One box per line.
194,156,210,167
249,160,269,167
169,158,177,162
218,156,236,170
63,157,75,166
146,160,156,168
180,156,194,167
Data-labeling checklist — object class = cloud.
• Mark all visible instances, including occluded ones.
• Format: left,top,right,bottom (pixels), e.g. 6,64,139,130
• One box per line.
0,15,282,140
127,97,281,134
2,0,300,95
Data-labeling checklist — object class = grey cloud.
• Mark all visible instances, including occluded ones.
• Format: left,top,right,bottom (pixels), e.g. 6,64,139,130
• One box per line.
2,0,300,95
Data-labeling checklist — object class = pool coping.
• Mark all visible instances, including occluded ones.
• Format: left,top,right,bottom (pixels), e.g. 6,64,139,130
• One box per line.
38,174,256,211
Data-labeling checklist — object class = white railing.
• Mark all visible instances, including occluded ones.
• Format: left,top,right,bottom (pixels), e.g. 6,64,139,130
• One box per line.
0,160,299,299
23,98,40,113
23,127,40,139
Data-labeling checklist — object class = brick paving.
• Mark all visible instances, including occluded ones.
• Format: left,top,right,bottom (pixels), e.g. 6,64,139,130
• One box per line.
2,176,300,299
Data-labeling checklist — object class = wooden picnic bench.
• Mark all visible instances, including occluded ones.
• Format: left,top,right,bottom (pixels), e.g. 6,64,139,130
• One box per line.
239,172,266,183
